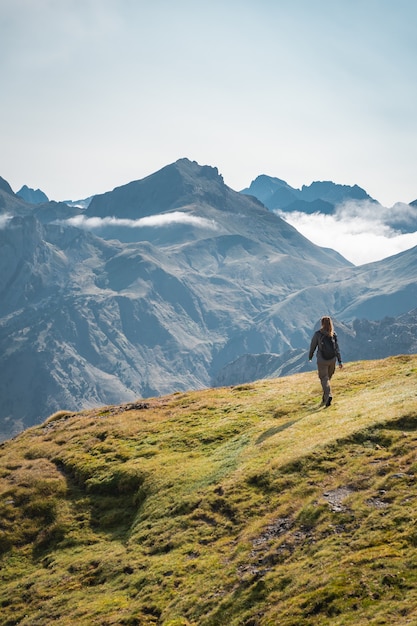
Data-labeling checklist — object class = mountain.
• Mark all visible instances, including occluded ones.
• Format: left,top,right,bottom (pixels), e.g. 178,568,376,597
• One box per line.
242,174,417,234
0,160,353,439
241,175,376,213
1,356,417,625
0,180,30,215
63,196,94,209
0,182,78,224
16,184,49,204
0,176,15,196
1,158,417,440
85,158,225,219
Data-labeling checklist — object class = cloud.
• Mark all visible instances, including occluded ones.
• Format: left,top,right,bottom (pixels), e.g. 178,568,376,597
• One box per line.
335,199,417,228
276,200,417,266
0,214,12,229
64,211,219,232
63,203,417,265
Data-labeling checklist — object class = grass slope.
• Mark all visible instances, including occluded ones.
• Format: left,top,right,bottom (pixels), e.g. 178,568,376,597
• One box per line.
1,356,417,626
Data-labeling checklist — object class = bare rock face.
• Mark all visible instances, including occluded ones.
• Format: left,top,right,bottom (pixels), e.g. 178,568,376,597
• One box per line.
16,185,49,204
0,176,16,196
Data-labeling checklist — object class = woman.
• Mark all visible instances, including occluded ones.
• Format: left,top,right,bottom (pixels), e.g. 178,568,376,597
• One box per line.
309,316,343,407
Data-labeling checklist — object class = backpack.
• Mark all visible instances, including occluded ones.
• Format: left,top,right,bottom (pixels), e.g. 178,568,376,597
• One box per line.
318,332,336,360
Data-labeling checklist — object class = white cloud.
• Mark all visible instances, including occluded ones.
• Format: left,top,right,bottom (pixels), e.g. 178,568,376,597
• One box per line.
276,200,417,266
0,214,12,229
64,211,219,231
63,202,417,266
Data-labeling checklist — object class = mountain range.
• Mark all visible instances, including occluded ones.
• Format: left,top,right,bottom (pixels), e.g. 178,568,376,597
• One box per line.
242,174,417,233
1,158,417,440
241,175,375,214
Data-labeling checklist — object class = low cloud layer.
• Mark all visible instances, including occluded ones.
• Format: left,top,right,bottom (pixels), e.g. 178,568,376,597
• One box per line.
3,203,417,267
276,200,417,266
0,214,12,229
65,211,219,231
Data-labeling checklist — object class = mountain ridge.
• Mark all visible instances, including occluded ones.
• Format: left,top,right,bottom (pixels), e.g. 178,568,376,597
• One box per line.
241,173,417,233
4,161,417,216
16,184,49,204
241,174,377,213
86,158,230,220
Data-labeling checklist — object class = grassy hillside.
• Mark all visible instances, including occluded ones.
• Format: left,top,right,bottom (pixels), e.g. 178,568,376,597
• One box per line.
1,356,417,626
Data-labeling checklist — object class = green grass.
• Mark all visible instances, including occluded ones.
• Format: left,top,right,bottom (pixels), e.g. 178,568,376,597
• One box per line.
1,356,417,625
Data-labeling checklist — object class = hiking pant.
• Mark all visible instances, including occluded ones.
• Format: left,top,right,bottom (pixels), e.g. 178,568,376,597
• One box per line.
317,359,336,403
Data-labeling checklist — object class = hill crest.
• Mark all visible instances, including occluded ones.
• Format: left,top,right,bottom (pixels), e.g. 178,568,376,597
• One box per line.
1,355,417,625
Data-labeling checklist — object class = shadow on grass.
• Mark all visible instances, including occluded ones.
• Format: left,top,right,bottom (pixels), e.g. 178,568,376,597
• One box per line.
386,413,417,431
256,420,299,444
256,404,327,444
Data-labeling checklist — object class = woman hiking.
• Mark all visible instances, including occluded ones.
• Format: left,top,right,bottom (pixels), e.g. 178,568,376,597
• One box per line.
309,316,343,407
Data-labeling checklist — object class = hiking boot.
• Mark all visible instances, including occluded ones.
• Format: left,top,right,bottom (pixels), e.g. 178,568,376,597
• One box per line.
325,396,332,407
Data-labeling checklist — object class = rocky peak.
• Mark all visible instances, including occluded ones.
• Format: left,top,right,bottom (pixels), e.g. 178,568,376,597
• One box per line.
0,176,15,196
16,185,49,204
85,158,227,220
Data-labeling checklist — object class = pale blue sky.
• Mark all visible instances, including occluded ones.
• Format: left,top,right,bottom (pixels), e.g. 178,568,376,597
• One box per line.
1,0,416,206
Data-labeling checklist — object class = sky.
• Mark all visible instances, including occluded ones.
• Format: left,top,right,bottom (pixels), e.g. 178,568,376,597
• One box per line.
1,0,417,264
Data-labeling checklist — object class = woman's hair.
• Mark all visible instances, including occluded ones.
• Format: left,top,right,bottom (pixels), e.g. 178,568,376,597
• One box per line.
321,316,334,336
